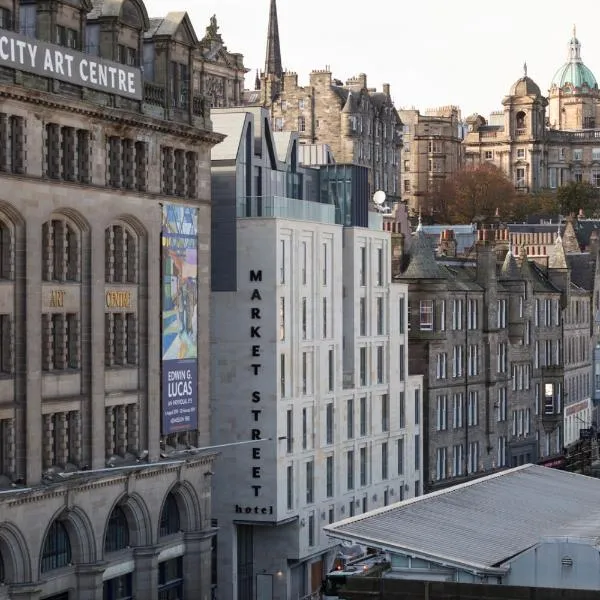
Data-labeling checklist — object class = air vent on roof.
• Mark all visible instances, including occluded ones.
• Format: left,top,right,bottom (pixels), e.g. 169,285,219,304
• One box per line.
561,556,573,567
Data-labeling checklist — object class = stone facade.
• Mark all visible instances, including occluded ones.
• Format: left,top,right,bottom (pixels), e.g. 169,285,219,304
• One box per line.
0,1,225,598
464,34,600,192
399,106,464,214
246,1,402,203
393,223,600,491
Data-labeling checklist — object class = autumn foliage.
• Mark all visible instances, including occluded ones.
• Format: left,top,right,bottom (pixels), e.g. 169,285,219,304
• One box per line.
423,164,518,223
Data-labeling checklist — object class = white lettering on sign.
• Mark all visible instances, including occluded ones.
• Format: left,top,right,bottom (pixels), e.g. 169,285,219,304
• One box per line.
0,28,141,100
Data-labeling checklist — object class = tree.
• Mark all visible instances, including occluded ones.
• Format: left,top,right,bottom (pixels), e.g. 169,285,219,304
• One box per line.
423,163,517,224
511,191,560,222
556,181,600,217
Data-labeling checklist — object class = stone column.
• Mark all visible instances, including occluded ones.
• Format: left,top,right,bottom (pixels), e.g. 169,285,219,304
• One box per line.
183,529,215,600
76,563,106,600
134,546,159,600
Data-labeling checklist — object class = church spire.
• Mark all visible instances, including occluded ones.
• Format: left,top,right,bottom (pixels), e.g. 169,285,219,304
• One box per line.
264,0,283,79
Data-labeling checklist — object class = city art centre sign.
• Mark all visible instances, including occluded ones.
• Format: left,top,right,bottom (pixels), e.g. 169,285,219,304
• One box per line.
0,28,142,101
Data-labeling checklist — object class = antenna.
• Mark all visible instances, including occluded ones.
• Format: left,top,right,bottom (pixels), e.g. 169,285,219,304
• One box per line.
373,190,386,205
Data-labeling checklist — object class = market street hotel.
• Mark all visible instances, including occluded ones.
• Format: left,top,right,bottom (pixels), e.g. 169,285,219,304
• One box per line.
210,107,423,600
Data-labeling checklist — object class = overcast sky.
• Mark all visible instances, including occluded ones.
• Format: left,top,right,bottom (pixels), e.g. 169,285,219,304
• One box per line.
143,0,600,119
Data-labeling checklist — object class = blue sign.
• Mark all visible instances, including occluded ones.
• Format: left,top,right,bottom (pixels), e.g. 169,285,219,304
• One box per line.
161,204,199,434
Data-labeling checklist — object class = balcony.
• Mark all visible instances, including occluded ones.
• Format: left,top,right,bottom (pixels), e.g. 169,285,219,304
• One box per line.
237,196,336,225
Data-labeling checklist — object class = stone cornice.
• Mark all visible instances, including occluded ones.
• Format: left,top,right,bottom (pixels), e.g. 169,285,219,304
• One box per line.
0,84,225,146
0,453,217,507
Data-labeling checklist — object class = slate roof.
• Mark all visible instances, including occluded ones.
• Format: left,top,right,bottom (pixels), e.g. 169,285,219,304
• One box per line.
566,253,595,290
500,248,520,279
400,224,446,280
324,465,600,574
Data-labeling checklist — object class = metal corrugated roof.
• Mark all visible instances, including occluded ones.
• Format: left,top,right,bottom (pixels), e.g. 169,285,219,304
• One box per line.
324,465,600,573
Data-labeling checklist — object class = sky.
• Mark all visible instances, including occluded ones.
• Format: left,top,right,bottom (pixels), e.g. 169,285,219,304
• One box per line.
143,0,600,119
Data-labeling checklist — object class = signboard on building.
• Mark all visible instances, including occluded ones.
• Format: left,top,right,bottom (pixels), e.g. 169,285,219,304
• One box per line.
161,204,199,434
0,28,142,100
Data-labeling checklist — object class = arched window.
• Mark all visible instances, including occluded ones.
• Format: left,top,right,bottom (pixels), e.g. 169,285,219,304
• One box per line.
105,223,138,283
42,217,80,282
41,520,71,572
159,493,180,537
104,505,130,553
0,218,14,280
516,111,526,131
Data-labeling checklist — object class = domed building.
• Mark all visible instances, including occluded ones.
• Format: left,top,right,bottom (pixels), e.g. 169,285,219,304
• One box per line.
464,28,600,194
548,27,600,129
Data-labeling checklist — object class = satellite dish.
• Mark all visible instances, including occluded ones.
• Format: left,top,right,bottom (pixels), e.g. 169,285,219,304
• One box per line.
373,190,386,205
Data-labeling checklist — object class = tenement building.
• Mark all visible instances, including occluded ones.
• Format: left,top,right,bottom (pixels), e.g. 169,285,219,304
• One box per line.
393,221,599,491
245,0,403,202
0,1,227,598
398,106,464,214
210,107,423,600
464,29,600,192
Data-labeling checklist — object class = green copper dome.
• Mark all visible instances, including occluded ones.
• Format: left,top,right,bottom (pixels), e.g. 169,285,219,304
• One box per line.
551,29,598,90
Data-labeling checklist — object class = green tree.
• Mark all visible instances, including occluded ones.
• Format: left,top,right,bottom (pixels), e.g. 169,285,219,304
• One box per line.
511,191,560,222
556,181,600,216
424,164,517,224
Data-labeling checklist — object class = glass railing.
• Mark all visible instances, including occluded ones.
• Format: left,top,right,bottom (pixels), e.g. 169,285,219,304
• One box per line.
237,196,336,224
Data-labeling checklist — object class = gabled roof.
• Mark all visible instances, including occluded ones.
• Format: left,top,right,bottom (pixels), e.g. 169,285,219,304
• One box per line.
144,12,198,44
324,465,600,575
500,248,520,279
210,111,249,161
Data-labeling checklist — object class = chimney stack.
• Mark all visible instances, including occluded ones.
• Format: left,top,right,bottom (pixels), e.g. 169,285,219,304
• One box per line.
383,83,390,97
438,229,457,257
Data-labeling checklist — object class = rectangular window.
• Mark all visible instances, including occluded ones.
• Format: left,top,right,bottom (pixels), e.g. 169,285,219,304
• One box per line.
397,438,404,475
359,246,366,286
436,352,447,379
322,242,328,285
279,296,285,341
468,391,479,426
347,450,355,490
286,409,293,453
468,441,479,474
322,297,327,338
452,444,464,476
286,465,293,510
436,395,448,431
497,299,507,328
399,344,405,380
359,347,367,386
326,456,334,497
301,297,307,339
301,241,307,285
436,447,447,481
439,299,446,331
359,297,366,336
414,389,420,425
381,442,389,480
347,399,354,439
325,403,333,445
419,299,434,331
467,298,478,330
398,392,405,428
452,299,463,330
359,396,367,436
376,296,384,335
301,352,307,395
414,434,420,471
399,296,405,333
381,394,389,432
280,239,286,284
452,393,463,428
280,353,286,397
377,248,383,286
359,446,367,486
497,388,507,422
376,345,384,384
306,460,314,504
302,407,308,450
328,349,334,392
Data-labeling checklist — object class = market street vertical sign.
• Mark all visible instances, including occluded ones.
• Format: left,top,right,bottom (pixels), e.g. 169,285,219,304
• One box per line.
161,204,199,434
0,28,142,100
